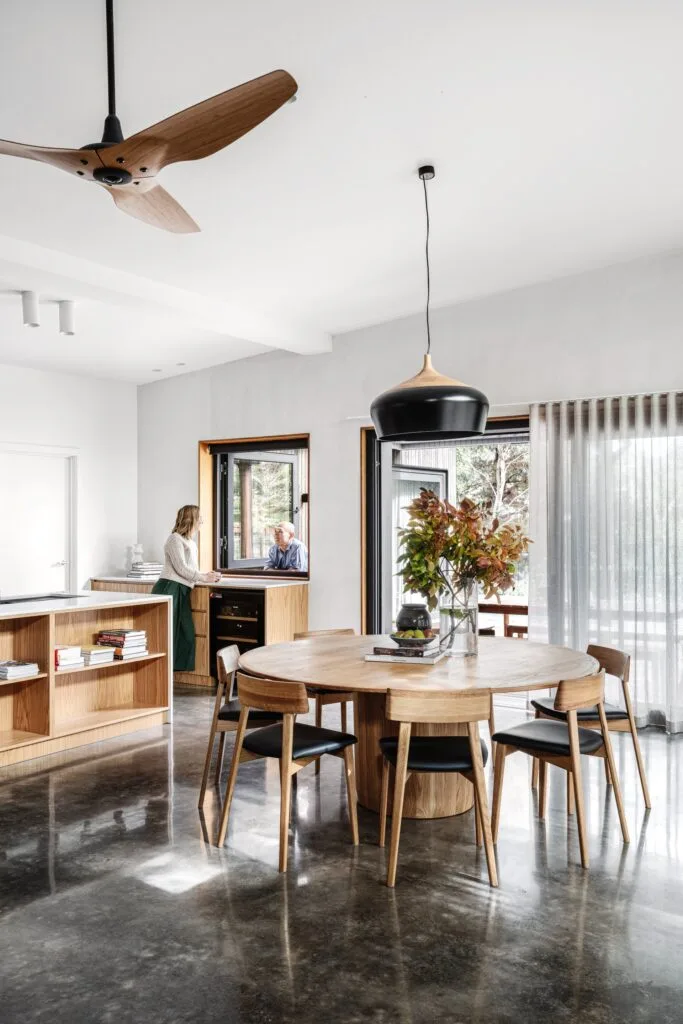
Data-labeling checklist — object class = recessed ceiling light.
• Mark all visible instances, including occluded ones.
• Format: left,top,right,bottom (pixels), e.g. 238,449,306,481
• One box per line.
152,368,162,373
176,362,186,366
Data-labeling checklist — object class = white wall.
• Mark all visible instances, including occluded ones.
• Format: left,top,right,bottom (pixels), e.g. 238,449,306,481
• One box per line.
138,252,683,631
0,363,138,588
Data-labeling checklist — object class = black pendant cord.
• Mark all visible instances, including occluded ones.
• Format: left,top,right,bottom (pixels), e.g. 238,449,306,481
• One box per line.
106,0,116,117
422,175,432,356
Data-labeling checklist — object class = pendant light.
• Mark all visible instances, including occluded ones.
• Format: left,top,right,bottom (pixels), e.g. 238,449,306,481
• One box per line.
370,165,488,442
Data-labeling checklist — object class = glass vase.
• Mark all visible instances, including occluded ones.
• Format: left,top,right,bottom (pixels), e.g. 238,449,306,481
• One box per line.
439,579,479,656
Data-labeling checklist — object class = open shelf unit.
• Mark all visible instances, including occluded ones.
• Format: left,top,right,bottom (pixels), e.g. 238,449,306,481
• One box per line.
0,596,171,768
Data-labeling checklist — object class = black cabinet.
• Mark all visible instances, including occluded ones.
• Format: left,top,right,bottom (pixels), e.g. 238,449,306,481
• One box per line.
209,589,265,666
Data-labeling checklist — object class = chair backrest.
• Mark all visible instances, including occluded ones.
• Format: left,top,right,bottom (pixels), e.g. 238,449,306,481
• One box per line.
216,645,240,699
505,624,528,639
236,671,310,714
386,689,491,724
554,671,605,713
586,644,629,683
294,628,355,640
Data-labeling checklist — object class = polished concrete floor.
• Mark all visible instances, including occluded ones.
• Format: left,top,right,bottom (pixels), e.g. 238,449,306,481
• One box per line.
1,690,681,1024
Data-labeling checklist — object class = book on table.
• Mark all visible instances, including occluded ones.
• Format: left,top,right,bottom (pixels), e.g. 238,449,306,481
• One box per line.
0,659,40,679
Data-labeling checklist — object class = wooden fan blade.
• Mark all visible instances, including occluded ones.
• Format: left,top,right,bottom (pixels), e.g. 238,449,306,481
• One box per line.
0,138,102,179
105,182,200,233
104,70,297,176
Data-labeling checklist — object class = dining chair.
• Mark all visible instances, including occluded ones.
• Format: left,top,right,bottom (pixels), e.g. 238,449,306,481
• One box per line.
216,672,359,871
294,628,356,774
530,645,651,809
491,671,630,869
198,645,283,808
378,689,498,888
504,624,528,639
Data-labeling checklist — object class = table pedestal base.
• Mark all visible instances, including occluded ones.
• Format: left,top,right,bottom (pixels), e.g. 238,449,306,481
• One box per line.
355,693,475,819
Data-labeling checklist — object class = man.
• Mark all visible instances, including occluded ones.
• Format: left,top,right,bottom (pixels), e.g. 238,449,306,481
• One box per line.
264,521,308,572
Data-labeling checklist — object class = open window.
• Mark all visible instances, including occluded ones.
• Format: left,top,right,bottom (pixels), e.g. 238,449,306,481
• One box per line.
203,436,309,577
361,417,529,631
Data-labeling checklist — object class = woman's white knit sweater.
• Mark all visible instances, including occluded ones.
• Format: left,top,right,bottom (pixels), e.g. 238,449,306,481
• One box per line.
159,532,203,588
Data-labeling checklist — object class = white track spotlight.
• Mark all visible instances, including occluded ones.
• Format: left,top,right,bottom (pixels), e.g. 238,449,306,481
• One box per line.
21,291,40,328
58,300,75,336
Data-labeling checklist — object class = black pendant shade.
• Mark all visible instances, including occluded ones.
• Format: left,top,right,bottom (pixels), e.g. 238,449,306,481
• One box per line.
370,355,489,442
370,164,489,443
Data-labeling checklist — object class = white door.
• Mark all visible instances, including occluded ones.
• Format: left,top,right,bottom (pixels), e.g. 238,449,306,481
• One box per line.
0,452,73,595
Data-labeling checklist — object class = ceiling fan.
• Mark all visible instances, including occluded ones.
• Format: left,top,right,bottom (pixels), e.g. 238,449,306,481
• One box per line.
0,0,297,233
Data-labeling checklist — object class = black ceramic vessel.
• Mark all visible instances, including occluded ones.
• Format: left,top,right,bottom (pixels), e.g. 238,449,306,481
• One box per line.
396,602,432,632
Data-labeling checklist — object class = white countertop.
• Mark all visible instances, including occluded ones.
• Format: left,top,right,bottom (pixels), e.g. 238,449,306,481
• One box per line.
91,576,308,591
0,590,172,618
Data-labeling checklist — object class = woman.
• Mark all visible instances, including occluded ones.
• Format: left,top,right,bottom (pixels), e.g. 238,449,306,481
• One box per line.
152,505,221,671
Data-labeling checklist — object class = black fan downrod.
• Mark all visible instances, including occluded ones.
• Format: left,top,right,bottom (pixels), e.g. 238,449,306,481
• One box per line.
81,0,127,178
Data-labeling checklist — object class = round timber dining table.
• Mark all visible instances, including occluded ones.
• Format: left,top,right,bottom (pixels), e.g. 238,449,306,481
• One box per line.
239,636,598,820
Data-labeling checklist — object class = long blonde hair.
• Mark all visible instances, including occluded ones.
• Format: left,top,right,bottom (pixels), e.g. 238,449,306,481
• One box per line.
173,504,200,538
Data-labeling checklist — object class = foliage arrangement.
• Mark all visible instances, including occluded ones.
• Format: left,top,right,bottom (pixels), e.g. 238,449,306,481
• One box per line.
397,489,531,610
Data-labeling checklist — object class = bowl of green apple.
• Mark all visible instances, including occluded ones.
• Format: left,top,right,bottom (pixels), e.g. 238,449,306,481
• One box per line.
390,627,436,649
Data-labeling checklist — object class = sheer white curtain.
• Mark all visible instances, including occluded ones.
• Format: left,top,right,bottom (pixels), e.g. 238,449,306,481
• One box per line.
529,394,683,733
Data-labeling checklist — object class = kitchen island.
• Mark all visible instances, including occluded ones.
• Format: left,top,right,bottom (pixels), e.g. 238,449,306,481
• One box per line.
91,577,308,686
0,591,171,767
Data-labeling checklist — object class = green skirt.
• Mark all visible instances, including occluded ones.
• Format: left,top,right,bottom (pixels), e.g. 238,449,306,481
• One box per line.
152,578,195,672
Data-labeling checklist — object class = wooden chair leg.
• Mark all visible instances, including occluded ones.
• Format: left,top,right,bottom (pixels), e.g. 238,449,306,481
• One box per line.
604,756,612,786
342,745,359,845
341,701,348,733
531,757,539,790
567,770,575,815
387,723,411,888
199,716,221,808
488,697,497,765
567,710,589,868
474,788,482,847
315,695,322,775
214,732,227,786
598,704,630,844
538,759,548,820
379,757,390,848
279,715,295,872
531,709,540,789
622,685,651,808
468,723,498,887
216,708,249,847
491,743,506,843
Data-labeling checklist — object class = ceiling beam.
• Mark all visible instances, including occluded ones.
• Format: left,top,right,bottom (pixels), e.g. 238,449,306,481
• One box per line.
0,234,331,355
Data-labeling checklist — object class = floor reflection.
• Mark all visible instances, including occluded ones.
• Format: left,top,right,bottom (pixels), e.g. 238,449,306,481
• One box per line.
0,693,682,1023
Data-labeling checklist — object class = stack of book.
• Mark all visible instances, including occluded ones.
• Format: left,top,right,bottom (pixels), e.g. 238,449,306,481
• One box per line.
127,562,163,580
0,659,40,680
55,645,85,670
96,629,148,660
365,640,444,665
81,644,115,666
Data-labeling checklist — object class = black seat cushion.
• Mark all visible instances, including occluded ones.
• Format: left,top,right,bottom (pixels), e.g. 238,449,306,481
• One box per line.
379,735,488,773
530,697,628,722
243,722,357,760
218,699,282,723
492,719,604,756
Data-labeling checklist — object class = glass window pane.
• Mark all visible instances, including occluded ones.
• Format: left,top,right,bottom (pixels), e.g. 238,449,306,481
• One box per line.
232,459,294,562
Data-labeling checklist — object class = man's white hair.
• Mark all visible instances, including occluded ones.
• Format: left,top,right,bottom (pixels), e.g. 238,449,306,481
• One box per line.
276,521,296,536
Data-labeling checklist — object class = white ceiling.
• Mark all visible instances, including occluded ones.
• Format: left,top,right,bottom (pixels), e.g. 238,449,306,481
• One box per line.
1,0,682,382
